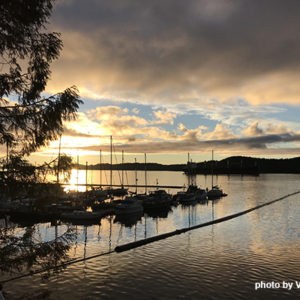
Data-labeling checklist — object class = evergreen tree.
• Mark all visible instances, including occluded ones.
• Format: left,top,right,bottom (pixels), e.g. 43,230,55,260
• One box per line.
0,0,82,156
0,2,79,287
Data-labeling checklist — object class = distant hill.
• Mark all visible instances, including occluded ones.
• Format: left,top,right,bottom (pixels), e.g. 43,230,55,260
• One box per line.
184,156,300,175
80,162,185,171
79,156,300,174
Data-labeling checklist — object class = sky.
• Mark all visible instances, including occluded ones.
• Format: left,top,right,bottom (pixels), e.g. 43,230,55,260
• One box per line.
27,0,300,164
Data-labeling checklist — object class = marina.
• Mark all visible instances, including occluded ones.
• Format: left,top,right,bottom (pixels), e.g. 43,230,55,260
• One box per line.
0,164,227,226
1,172,300,299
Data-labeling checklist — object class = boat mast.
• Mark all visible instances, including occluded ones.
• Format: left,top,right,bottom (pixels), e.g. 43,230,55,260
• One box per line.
122,150,124,188
135,157,138,194
211,150,214,189
85,161,88,192
99,150,102,188
76,154,79,193
144,153,147,194
187,152,190,187
110,135,112,189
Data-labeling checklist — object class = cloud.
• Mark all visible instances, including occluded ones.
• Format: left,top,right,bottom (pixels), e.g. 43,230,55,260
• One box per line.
202,124,236,140
176,123,235,141
153,110,176,124
243,121,264,137
88,106,149,137
88,106,128,121
63,112,106,136
62,105,179,145
177,124,208,141
264,123,293,135
47,0,300,106
243,120,294,137
65,133,300,155
178,123,188,133
187,100,285,127
62,127,102,138
132,108,140,114
58,106,300,156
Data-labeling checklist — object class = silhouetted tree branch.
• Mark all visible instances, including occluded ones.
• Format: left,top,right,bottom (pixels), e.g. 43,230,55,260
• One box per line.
0,0,83,156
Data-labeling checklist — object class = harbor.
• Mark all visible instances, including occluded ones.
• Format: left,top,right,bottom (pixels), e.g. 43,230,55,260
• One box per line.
0,148,227,227
1,172,300,299
0,166,226,226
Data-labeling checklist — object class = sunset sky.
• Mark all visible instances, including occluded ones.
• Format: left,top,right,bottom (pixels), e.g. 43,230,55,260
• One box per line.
29,0,300,164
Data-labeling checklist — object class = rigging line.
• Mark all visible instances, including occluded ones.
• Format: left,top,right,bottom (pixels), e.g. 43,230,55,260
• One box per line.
102,154,109,185
112,144,122,185
125,169,129,186
124,151,129,186
104,168,109,186
122,151,129,186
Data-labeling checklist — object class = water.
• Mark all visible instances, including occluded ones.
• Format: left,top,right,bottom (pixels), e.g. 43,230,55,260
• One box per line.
1,172,300,299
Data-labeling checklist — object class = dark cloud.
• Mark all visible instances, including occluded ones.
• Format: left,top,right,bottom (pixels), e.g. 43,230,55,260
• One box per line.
61,133,300,154
50,0,300,103
62,127,103,138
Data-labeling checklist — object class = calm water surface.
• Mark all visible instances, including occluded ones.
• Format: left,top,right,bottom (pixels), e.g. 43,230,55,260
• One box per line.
1,172,300,299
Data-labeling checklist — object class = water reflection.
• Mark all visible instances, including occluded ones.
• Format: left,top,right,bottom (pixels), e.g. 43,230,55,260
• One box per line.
144,206,172,219
9,213,52,228
114,212,143,228
64,219,102,227
2,173,300,299
0,224,76,280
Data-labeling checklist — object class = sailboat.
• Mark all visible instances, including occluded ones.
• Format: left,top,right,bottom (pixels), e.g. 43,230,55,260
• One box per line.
91,150,108,200
177,184,207,204
113,197,143,216
142,189,172,209
136,154,173,209
207,150,226,199
207,185,223,199
175,153,207,203
105,136,128,197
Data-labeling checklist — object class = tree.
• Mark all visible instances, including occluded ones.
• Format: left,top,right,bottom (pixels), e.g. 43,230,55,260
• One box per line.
0,153,73,199
0,2,80,291
0,0,82,157
0,224,76,278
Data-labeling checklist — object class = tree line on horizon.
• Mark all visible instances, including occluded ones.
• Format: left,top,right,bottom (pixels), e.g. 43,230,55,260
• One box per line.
79,156,300,174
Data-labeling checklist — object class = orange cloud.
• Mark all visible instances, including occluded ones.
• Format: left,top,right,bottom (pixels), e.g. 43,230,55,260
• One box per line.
153,110,176,125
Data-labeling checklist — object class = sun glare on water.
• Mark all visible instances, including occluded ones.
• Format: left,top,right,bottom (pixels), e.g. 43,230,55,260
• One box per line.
65,169,87,193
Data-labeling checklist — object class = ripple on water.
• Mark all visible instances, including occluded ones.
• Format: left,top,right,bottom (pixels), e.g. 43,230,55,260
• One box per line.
2,174,300,299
